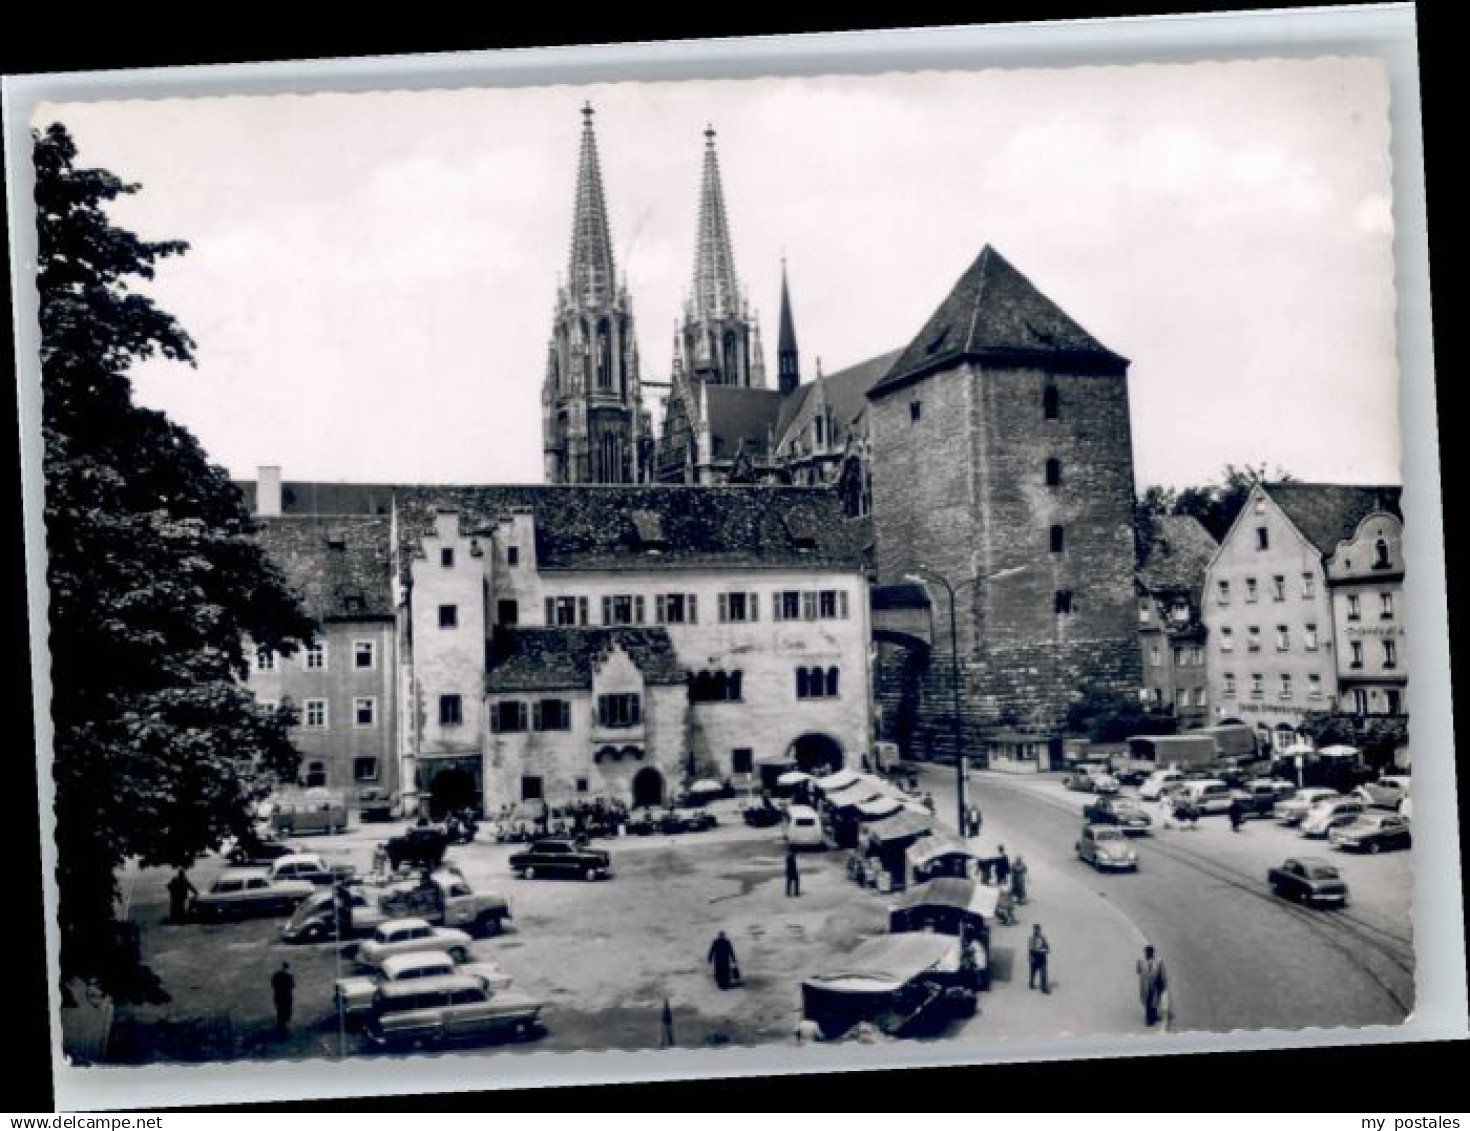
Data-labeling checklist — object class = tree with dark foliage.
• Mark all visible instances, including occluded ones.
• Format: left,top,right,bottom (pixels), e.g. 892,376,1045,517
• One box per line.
35,123,315,1005
1136,463,1296,553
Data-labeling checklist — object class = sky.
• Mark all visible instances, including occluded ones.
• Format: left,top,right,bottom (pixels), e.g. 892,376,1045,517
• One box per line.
37,54,1400,491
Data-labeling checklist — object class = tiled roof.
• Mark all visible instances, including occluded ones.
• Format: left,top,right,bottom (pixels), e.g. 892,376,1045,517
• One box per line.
1138,515,1218,596
704,386,784,461
1265,483,1403,556
485,627,684,693
252,517,394,621
392,484,870,574
774,349,903,454
870,245,1128,398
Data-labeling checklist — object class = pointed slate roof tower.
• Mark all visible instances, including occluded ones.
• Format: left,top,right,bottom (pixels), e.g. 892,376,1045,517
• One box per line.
677,125,758,388
777,259,801,395
542,104,648,485
871,245,1128,397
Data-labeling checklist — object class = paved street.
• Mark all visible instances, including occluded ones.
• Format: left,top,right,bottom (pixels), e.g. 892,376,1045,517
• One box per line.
67,766,1413,1065
928,766,1414,1034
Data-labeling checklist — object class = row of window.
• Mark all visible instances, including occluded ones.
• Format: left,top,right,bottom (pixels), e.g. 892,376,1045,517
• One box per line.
300,757,380,788
1217,574,1316,603
1252,525,1394,573
1220,624,1321,653
537,589,854,628
439,545,518,569
1346,593,1395,620
1141,686,1208,708
254,640,378,672
474,666,845,732
1223,672,1324,701
1148,645,1205,667
260,697,378,728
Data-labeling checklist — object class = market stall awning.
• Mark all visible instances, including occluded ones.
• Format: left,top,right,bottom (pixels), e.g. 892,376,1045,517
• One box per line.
905,834,976,871
865,810,934,845
814,769,860,794
804,932,959,993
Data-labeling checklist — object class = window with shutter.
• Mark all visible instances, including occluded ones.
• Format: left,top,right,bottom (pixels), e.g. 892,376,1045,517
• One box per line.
802,592,816,620
602,596,612,625
545,598,555,625
687,594,698,624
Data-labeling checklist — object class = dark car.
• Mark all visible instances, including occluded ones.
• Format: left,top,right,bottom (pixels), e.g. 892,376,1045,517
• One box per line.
1231,779,1297,818
667,807,717,833
1329,813,1412,854
743,802,784,828
384,826,451,872
1268,857,1350,906
507,839,612,881
1081,796,1153,833
226,835,299,867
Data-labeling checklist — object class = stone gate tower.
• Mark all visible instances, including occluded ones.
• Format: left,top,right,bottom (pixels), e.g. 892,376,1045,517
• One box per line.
868,246,1143,757
542,104,649,485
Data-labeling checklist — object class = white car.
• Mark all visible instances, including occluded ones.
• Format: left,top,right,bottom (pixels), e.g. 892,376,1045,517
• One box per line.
355,918,473,971
1356,775,1411,810
784,804,825,849
335,949,512,1020
1274,788,1341,826
1300,797,1366,838
1139,771,1186,801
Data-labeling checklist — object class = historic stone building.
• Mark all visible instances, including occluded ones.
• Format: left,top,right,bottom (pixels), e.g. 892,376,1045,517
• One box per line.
1203,482,1403,753
243,473,399,808
1136,514,1218,729
542,106,652,486
866,246,1144,757
1324,504,1407,720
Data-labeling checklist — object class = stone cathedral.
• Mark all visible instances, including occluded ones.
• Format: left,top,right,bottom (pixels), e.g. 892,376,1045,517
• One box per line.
539,105,1142,753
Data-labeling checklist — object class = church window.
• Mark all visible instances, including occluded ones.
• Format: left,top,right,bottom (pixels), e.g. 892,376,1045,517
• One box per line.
596,319,613,389
1043,386,1060,420
723,332,740,383
1045,458,1062,487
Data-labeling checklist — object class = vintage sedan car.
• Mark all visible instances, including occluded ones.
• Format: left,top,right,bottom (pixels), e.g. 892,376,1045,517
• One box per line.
356,918,473,971
1138,770,1187,801
743,800,785,828
363,973,545,1049
1231,779,1298,817
1273,788,1342,826
190,868,316,922
335,949,513,1021
1356,775,1411,810
1300,796,1366,838
1080,796,1153,834
266,852,355,887
1075,825,1139,872
667,807,718,833
1064,767,1117,794
1268,857,1350,906
384,826,451,872
1329,812,1412,854
507,839,612,881
224,834,300,867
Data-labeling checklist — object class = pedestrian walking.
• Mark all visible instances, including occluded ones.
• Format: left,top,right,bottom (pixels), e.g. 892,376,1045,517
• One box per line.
785,847,802,896
966,804,982,838
993,846,1012,890
708,930,740,990
1137,944,1168,1026
166,868,196,924
1228,798,1245,833
659,998,675,1048
1010,855,1029,904
1027,924,1051,993
271,961,295,1034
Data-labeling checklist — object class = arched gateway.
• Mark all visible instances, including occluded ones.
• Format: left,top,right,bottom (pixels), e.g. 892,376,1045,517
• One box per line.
790,733,843,776
631,766,665,808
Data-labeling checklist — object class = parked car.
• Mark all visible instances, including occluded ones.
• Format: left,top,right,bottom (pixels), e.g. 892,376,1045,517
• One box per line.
1179,779,1234,814
266,853,355,887
356,918,473,970
190,869,316,922
784,804,825,850
1273,788,1342,827
507,839,612,881
1075,825,1139,872
1231,779,1298,818
668,807,717,833
1268,857,1350,906
1139,770,1187,801
1080,796,1153,834
335,950,513,1022
1356,775,1411,810
358,788,397,823
1300,796,1366,838
1329,812,1412,854
363,973,546,1049
1065,767,1117,794
743,800,785,828
225,834,299,867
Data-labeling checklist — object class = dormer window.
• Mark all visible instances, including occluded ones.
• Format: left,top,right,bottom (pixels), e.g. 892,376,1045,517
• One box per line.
631,510,667,552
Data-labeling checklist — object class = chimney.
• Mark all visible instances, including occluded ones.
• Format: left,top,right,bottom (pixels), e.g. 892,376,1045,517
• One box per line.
257,465,282,517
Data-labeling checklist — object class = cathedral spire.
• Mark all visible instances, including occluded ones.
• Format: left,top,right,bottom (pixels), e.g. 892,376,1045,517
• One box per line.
777,257,800,395
568,102,617,308
692,125,741,320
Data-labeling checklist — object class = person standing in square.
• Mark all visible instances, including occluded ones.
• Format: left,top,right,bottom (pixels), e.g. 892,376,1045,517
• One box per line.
1027,924,1051,993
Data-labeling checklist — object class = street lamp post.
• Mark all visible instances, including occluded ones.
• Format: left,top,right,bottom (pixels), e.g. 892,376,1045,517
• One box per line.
905,565,1027,837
